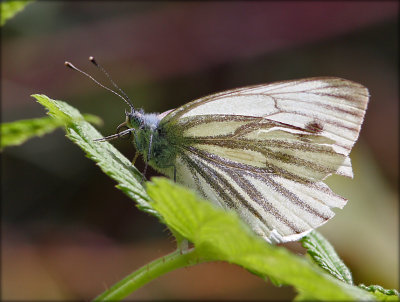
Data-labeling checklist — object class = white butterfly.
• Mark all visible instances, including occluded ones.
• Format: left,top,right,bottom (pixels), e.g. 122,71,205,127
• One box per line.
67,60,369,244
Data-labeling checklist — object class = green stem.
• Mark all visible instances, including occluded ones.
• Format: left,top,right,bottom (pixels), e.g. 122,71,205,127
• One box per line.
93,248,205,301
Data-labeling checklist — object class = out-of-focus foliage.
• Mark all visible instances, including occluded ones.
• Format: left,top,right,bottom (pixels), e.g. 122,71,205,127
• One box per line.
1,0,33,26
0,114,101,150
1,116,62,150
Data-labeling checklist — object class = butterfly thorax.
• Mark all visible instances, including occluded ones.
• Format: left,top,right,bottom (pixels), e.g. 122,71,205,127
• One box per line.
127,110,179,174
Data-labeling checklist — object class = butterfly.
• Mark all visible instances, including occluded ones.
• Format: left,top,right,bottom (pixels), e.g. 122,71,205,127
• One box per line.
65,61,369,243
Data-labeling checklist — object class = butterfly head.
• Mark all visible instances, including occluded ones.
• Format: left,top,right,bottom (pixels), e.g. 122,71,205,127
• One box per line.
126,108,161,132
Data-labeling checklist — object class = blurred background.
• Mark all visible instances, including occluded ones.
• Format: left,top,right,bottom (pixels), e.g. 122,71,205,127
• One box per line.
1,1,398,300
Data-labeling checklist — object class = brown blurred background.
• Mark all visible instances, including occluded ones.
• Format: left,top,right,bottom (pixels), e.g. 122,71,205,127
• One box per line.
1,2,398,300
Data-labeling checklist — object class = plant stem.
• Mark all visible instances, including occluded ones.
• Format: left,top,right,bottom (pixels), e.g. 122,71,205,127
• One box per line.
93,248,205,301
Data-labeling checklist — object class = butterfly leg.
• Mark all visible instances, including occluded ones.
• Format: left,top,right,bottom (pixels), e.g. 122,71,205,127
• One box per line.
94,127,135,142
140,133,154,184
174,165,177,182
131,151,139,165
141,163,148,184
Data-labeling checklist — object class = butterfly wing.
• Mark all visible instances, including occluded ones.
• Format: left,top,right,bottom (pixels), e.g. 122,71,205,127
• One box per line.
159,77,369,243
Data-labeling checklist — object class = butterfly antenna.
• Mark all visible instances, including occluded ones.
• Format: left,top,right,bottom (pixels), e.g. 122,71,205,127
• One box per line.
64,60,135,112
89,56,134,110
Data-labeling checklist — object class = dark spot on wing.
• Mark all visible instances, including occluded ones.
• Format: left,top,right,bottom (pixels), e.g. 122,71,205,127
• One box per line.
305,121,323,133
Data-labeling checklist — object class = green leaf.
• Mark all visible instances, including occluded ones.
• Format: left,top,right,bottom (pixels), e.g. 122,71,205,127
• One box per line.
147,178,374,301
301,230,353,284
32,94,156,217
93,248,203,302
0,114,101,151
359,284,399,301
1,116,61,150
293,291,319,301
1,0,34,26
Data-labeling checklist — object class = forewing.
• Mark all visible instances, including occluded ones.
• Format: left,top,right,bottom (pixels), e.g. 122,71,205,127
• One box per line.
163,77,369,157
